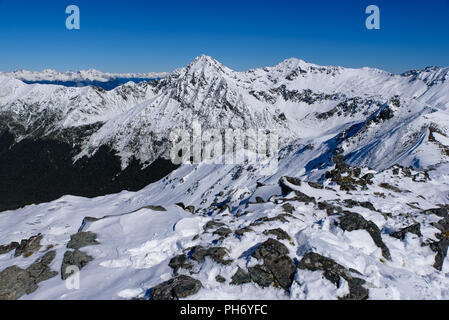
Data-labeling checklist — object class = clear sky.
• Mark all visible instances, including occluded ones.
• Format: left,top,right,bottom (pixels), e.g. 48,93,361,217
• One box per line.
0,0,448,74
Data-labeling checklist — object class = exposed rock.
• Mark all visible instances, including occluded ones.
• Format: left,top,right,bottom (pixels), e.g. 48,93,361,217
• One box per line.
185,206,196,214
325,156,369,191
78,216,100,232
151,275,202,300
318,201,343,215
298,252,368,300
253,214,294,225
361,173,375,184
14,234,43,257
235,227,254,237
67,231,99,249
251,239,296,290
0,251,58,300
391,223,422,240
145,205,167,212
339,212,391,260
292,191,316,204
61,250,94,280
175,202,186,210
176,202,195,214
248,265,274,288
333,154,350,171
204,220,226,231
392,165,412,177
215,275,226,283
230,267,251,285
169,254,193,274
213,227,232,238
264,255,297,290
190,246,233,265
308,181,324,189
0,266,38,300
26,251,58,284
255,197,265,204
0,241,19,255
423,207,448,218
379,183,403,193
282,203,295,214
252,239,289,261
279,176,302,195
433,216,449,234
431,239,449,271
343,199,376,211
263,228,291,241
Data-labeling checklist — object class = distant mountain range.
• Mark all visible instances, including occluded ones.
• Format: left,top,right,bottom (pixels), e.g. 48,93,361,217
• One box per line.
0,69,169,90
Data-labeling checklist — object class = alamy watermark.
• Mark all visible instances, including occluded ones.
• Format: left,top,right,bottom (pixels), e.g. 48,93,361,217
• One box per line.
169,120,279,176
65,265,81,290
63,5,379,31
366,5,380,30
66,5,80,30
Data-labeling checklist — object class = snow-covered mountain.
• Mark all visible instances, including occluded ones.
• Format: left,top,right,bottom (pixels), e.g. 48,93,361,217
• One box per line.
0,55,449,300
0,68,168,83
1,55,448,170
0,69,169,91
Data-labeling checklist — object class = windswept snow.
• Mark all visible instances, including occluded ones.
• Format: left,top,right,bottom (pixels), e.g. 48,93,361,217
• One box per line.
0,146,448,300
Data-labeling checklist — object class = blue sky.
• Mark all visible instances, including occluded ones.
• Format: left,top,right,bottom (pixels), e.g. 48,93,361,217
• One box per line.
0,0,448,73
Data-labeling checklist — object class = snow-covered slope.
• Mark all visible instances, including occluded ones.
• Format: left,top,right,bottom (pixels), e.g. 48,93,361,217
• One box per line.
0,146,448,300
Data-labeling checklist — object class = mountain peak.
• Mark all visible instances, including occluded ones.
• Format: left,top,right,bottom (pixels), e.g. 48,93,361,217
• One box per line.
187,55,225,70
274,57,314,69
178,55,233,78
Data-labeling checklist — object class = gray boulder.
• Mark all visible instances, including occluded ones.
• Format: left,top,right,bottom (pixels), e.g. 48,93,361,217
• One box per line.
168,254,193,274
431,238,449,271
26,251,58,284
0,266,38,300
298,252,369,300
151,275,202,300
279,176,302,195
0,251,58,300
145,205,167,212
339,212,391,260
263,228,291,241
230,267,251,285
213,227,232,237
248,265,274,288
14,234,43,257
251,239,296,290
391,223,422,240
0,241,19,255
61,250,93,280
190,246,233,265
67,231,99,249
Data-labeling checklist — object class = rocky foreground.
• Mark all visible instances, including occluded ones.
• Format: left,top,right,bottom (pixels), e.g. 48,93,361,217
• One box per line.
0,156,448,300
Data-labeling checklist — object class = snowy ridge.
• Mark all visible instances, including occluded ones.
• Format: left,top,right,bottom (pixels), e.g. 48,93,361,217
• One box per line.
1,55,448,171
76,55,449,170
0,69,168,83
